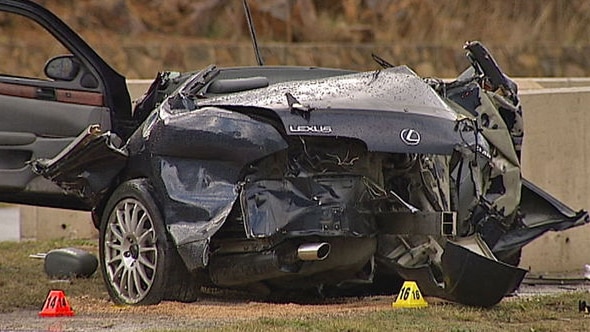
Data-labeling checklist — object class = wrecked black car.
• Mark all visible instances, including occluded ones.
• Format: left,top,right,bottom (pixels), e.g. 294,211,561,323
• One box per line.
3,0,587,307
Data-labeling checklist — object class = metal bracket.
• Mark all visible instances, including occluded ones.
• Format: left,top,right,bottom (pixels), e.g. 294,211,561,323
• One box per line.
377,211,457,237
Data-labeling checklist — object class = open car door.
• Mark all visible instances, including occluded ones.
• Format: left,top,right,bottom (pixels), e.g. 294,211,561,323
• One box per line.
0,0,130,209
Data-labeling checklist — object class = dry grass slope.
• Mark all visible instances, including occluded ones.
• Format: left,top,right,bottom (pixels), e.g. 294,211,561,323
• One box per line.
0,1,587,77
34,0,590,46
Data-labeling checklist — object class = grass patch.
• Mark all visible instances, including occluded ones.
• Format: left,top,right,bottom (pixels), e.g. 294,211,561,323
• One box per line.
211,297,590,332
0,239,107,313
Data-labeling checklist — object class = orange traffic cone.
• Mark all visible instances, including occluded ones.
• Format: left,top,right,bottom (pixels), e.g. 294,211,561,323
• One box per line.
39,290,75,317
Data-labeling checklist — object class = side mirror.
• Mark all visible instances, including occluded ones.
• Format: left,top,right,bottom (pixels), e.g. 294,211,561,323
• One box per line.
44,55,80,81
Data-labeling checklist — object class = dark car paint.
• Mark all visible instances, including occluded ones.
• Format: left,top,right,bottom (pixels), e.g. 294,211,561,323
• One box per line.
203,68,461,154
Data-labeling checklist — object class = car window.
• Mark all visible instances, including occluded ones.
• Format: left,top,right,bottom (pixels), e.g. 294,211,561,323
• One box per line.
0,11,69,80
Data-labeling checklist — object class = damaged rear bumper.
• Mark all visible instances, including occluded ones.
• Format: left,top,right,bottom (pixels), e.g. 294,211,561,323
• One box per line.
393,238,527,307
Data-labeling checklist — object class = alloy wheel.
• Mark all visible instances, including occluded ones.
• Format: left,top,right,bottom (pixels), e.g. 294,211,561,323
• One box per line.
103,198,158,304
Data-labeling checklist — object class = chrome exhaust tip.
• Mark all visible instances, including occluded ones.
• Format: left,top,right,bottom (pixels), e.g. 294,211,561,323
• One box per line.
297,242,331,261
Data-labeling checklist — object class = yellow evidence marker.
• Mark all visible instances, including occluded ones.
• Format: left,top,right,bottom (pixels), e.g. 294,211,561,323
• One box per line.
392,281,428,308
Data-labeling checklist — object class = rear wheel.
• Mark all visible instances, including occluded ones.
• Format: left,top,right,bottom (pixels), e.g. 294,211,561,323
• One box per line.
99,179,168,305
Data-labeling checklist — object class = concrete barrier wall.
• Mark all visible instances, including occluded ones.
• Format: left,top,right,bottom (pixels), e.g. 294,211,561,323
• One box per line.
518,86,590,276
19,206,97,241
17,78,590,275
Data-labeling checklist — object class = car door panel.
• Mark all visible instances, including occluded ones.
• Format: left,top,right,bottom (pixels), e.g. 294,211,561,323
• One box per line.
0,0,131,208
0,91,111,190
0,131,36,146
0,136,73,190
0,93,110,137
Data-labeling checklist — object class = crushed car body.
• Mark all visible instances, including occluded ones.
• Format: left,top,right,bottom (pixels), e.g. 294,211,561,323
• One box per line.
5,0,587,307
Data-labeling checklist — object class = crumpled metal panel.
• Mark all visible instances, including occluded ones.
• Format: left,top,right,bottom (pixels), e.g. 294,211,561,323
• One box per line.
205,68,455,119
30,125,127,206
159,157,239,245
440,241,527,307
394,240,527,307
493,178,590,253
242,175,376,238
203,68,463,155
147,106,288,164
139,106,289,248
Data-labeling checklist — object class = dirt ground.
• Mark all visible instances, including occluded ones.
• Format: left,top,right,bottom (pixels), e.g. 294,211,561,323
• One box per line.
0,293,396,331
2,282,589,332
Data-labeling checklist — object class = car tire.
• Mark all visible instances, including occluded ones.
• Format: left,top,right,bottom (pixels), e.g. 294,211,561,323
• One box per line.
163,251,202,303
99,179,170,305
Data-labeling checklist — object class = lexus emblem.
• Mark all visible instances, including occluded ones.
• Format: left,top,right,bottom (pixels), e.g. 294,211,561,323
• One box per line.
400,128,421,146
